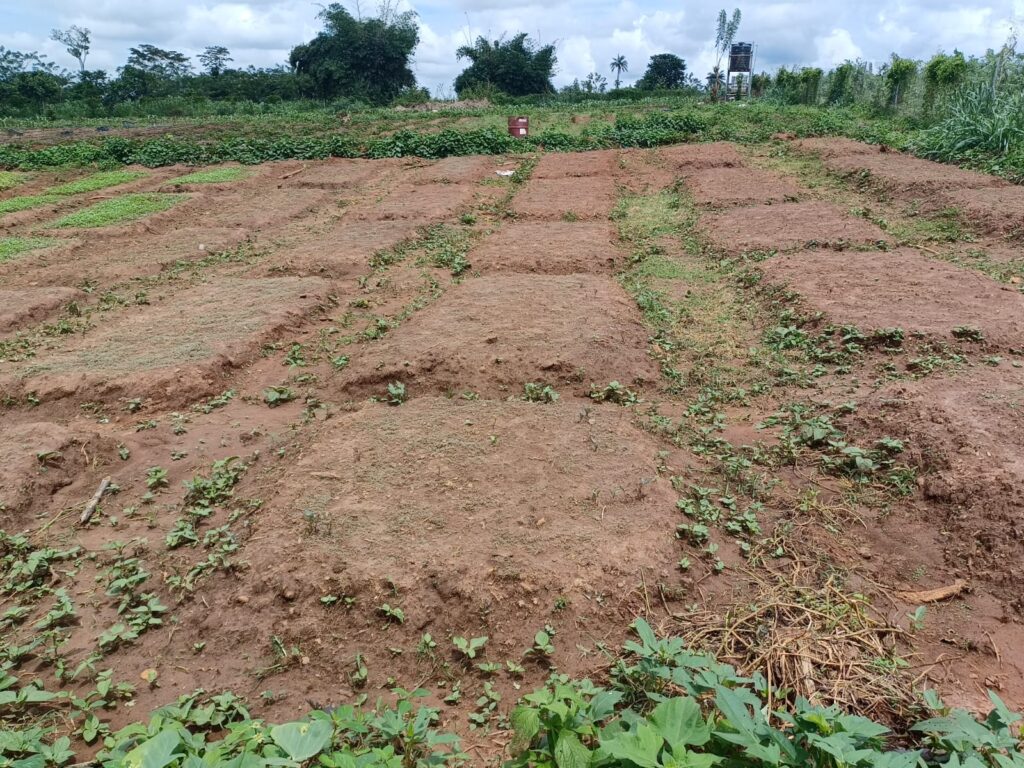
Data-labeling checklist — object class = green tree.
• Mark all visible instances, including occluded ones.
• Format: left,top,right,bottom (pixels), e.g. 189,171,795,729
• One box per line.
126,45,193,78
826,61,856,105
610,54,628,89
885,54,918,107
923,50,967,113
50,26,91,72
198,46,233,77
711,8,742,100
453,33,557,98
637,53,688,90
289,2,419,104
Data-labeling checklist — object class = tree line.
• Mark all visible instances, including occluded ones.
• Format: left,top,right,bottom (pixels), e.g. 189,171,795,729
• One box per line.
1,2,1020,123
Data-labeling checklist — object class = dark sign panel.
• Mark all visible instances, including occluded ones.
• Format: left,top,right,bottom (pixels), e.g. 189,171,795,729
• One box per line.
729,43,753,72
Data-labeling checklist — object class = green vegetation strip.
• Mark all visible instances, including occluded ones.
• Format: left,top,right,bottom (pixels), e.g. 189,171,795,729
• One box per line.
0,170,25,191
47,170,146,195
3,619,1020,767
0,170,146,217
167,167,250,184
0,237,60,262
48,193,182,229
0,194,60,215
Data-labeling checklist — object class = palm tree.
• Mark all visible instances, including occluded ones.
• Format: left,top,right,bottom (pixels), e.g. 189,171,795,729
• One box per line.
610,55,628,90
706,67,725,95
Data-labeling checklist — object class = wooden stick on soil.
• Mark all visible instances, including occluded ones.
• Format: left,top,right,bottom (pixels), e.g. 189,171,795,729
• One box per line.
79,476,112,525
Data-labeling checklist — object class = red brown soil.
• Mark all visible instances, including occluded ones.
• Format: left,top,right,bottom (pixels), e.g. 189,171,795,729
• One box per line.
684,166,801,206
513,176,618,220
468,221,623,274
0,287,83,332
336,274,661,399
112,398,696,729
940,186,1024,238
5,143,1024,752
759,248,1024,349
824,151,1004,199
2,277,328,408
532,150,619,178
659,142,745,169
262,219,424,279
0,421,108,520
789,137,883,159
702,201,888,253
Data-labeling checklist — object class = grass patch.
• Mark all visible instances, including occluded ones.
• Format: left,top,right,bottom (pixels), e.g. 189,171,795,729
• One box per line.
48,170,146,196
0,237,60,262
48,193,183,229
0,194,60,215
0,171,25,191
168,167,250,184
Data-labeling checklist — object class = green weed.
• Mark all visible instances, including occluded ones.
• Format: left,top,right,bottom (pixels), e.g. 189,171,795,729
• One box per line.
49,193,182,228
48,170,146,196
0,237,60,262
168,167,250,184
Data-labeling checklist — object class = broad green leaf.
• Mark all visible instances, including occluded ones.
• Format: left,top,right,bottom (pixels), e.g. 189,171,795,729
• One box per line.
270,720,333,762
650,697,711,747
554,731,592,768
123,728,182,768
600,722,664,768
510,706,541,754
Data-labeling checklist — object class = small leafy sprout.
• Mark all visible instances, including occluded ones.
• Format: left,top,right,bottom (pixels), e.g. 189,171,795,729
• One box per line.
284,342,307,368
417,633,438,656
526,626,555,658
677,557,692,571
378,603,405,624
135,419,158,431
146,466,169,491
505,660,525,677
553,596,569,611
263,386,296,407
386,381,407,406
523,382,559,403
589,381,639,405
453,636,488,659
193,642,206,653
125,398,144,413
36,450,63,467
118,444,130,461
908,605,927,632
350,653,368,687
140,668,159,688
331,355,350,370
952,325,985,342
460,213,477,225
476,662,502,675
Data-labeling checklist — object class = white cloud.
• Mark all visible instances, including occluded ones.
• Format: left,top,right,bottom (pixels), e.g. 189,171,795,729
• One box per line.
815,28,862,67
3,0,1021,90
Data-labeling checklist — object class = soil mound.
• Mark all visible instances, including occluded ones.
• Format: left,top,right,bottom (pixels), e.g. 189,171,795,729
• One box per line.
533,150,619,178
941,186,1024,238
513,177,618,220
0,287,82,332
469,221,622,273
824,152,1003,199
702,201,887,253
337,274,660,398
790,137,882,159
760,248,1024,349
685,167,801,206
659,142,745,169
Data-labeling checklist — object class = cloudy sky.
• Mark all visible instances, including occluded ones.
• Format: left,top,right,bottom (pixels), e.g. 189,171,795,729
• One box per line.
2,0,1021,93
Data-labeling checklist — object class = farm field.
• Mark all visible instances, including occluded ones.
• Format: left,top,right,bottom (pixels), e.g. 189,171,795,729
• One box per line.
2,135,1024,763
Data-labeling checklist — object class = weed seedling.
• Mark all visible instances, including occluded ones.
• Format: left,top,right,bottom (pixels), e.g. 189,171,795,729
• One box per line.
378,603,405,624
386,381,407,406
263,386,296,407
453,636,488,660
523,383,559,403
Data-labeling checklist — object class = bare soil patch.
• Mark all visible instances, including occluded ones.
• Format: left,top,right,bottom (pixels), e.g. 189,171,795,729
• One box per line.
469,221,623,274
685,166,801,207
824,152,1004,199
940,186,1024,238
659,142,745,170
278,159,386,191
337,274,660,398
789,137,883,158
261,219,423,278
0,287,82,332
0,227,248,288
532,150,619,178
347,183,479,222
861,365,1024,596
513,176,618,220
0,421,108,522
135,398,685,722
404,155,499,185
702,201,887,253
3,277,327,407
760,248,1024,349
